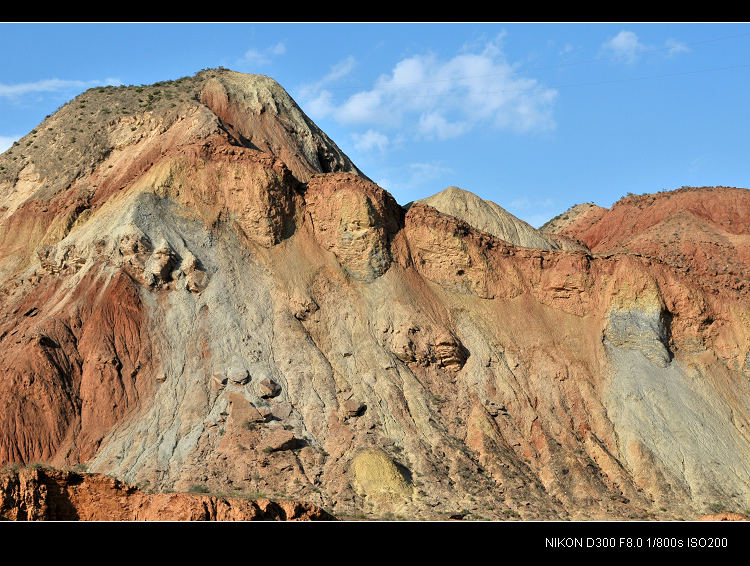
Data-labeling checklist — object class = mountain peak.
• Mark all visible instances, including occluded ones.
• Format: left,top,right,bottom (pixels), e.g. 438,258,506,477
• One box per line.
0,68,364,208
418,186,585,251
198,69,365,181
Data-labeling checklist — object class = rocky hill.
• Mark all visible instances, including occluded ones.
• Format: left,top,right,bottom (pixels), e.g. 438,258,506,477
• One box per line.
543,187,750,295
417,186,587,252
0,68,749,521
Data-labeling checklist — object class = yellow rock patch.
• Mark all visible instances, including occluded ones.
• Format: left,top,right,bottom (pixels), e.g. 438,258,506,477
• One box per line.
350,447,412,504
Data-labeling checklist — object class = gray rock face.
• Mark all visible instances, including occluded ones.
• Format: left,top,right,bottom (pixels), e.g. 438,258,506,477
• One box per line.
604,308,672,367
605,346,750,511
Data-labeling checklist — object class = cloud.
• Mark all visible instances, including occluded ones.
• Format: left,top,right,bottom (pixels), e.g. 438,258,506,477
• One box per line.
240,41,287,66
269,42,286,56
319,56,357,86
602,31,691,64
602,30,645,64
0,135,20,153
352,129,389,153
403,161,453,190
559,43,575,56
665,38,690,56
408,161,453,179
297,56,358,120
304,90,335,118
298,35,557,152
375,161,454,196
417,112,469,140
0,77,121,98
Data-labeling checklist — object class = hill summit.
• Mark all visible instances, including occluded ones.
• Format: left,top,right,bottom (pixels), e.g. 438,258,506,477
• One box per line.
417,186,586,252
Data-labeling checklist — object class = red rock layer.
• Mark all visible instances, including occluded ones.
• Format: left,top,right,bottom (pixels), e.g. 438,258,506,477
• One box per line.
557,187,750,295
0,466,334,520
0,266,153,464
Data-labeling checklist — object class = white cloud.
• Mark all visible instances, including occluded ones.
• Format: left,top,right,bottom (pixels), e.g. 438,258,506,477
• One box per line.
297,56,358,121
403,161,454,190
375,161,454,195
337,90,387,124
602,30,645,64
352,129,389,152
0,77,122,98
409,161,453,179
319,56,357,86
559,43,575,56
376,177,392,190
240,41,287,66
298,35,557,149
270,42,286,56
0,135,20,153
602,31,690,64
665,38,690,56
417,112,468,140
304,89,335,118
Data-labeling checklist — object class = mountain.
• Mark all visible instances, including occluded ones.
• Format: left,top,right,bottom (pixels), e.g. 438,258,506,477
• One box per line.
417,186,588,252
543,187,750,295
0,68,749,521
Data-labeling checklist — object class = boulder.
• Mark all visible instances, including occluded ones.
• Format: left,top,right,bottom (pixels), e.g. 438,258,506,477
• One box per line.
185,269,209,293
226,365,249,385
342,398,365,418
258,377,281,398
263,429,296,452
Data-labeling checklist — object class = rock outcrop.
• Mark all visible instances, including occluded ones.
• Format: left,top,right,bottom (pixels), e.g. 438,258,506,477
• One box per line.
0,465,334,520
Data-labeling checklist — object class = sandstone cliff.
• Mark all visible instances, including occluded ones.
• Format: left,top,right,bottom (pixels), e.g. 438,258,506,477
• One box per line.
0,69,749,521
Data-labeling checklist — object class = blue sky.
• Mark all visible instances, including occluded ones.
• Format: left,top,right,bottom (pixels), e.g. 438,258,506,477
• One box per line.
1,22,749,227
